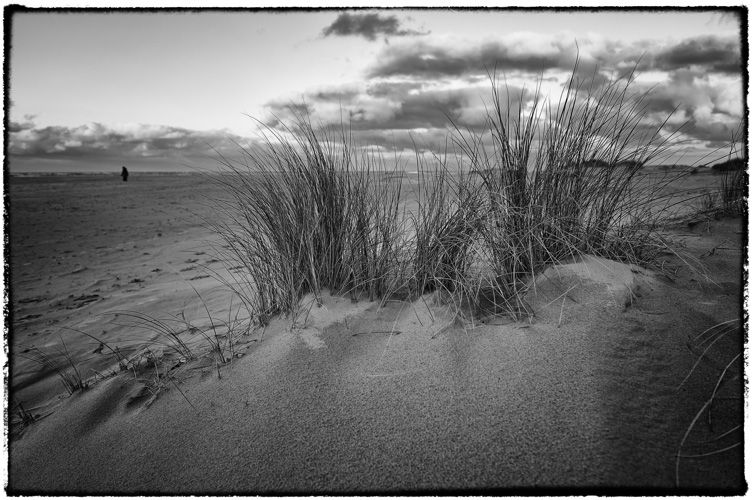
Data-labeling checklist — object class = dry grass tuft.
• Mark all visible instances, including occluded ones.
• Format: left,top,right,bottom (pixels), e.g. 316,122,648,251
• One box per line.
203,59,740,325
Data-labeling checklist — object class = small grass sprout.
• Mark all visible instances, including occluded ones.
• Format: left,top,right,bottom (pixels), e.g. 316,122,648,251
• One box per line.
675,318,743,487
17,337,88,395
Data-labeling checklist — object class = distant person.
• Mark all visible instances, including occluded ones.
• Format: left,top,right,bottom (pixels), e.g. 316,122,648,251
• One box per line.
121,166,129,182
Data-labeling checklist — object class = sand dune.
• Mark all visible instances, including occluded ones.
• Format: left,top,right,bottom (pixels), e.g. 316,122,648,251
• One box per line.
7,172,745,494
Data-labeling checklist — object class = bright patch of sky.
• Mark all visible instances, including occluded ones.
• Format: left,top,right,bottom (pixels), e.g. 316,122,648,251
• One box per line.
10,12,373,134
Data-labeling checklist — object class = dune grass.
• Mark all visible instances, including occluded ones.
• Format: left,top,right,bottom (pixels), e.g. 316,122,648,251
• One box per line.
720,166,747,215
203,110,408,323
18,337,89,395
675,319,743,487
436,61,691,318
205,60,719,325
9,397,44,441
12,286,250,416
689,146,747,221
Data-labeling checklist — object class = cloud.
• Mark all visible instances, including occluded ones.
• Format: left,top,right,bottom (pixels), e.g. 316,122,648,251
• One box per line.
9,115,37,133
12,27,742,171
264,81,454,131
630,68,744,145
653,35,741,73
259,77,546,157
260,60,742,166
7,119,246,162
367,33,592,79
367,32,741,81
322,12,428,41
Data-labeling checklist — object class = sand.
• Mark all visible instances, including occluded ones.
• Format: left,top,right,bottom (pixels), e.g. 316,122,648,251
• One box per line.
6,170,747,494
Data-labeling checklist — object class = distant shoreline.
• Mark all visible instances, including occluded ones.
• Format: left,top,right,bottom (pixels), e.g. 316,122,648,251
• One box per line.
8,171,201,177
7,165,720,178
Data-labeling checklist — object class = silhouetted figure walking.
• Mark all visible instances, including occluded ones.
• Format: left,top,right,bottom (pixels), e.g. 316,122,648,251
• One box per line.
121,166,129,182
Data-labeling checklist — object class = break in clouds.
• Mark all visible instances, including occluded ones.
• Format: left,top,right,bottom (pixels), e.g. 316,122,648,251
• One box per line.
9,20,743,168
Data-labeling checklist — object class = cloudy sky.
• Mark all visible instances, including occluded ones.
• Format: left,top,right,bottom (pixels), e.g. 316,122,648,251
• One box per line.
7,8,745,172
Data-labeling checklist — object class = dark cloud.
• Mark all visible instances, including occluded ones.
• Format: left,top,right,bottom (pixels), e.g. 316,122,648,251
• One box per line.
642,67,741,123
264,82,456,131
641,95,680,115
692,121,739,144
322,12,428,41
9,121,32,133
566,62,744,158
9,115,38,133
259,78,542,157
368,37,592,79
368,37,613,93
261,101,315,130
368,33,741,82
8,120,245,161
308,87,361,102
584,35,741,78
592,35,741,75
654,35,741,73
372,46,469,78
366,80,424,97
262,59,742,167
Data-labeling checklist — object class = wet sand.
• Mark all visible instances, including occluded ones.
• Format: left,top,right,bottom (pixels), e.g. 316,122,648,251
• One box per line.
6,169,746,494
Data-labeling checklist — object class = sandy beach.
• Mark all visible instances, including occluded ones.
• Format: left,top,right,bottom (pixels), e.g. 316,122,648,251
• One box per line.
6,169,746,494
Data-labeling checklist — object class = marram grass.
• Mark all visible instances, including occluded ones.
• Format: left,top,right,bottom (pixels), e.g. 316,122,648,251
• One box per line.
205,61,739,325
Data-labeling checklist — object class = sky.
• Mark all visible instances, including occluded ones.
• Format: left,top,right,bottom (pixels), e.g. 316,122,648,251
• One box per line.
6,7,746,172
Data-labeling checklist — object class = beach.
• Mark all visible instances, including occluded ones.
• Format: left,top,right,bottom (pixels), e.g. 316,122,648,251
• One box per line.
6,169,746,494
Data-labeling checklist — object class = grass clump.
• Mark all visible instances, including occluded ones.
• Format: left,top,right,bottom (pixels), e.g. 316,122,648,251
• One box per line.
441,60,691,318
205,110,406,324
720,163,747,216
687,155,746,224
11,398,38,427
406,151,487,303
206,57,736,325
18,337,89,395
13,286,250,413
9,398,44,441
